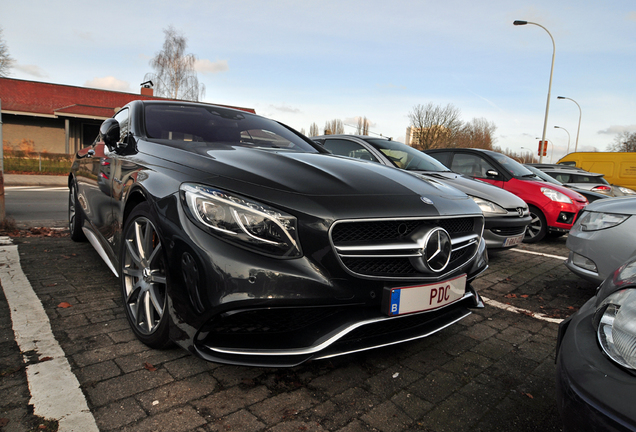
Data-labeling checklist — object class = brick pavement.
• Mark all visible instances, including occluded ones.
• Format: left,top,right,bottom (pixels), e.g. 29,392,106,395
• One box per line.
0,233,596,431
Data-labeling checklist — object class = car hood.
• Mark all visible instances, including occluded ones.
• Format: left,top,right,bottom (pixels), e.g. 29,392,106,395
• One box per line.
142,142,482,218
584,196,636,215
412,171,527,209
160,144,464,197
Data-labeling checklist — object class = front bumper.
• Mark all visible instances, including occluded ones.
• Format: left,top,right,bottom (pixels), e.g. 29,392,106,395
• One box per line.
556,297,636,432
483,214,531,249
159,194,489,367
195,287,483,367
543,200,586,231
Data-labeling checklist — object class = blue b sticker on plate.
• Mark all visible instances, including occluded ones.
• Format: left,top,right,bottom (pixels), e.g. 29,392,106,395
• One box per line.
390,289,401,315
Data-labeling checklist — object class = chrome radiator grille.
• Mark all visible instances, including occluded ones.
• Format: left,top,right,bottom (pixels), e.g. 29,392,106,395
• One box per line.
330,216,483,280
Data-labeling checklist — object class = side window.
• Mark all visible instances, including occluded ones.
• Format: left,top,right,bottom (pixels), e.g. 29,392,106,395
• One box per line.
450,153,496,178
554,173,571,183
428,152,451,166
113,108,130,142
323,139,378,162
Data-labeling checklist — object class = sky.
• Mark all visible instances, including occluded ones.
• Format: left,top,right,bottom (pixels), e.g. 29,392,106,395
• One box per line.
2,0,635,162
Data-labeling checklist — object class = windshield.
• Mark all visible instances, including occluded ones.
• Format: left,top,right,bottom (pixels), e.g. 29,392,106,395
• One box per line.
524,165,563,185
364,139,451,172
143,104,318,153
489,151,535,177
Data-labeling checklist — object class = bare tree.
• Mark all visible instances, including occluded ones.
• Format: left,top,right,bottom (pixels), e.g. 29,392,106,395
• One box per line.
309,123,320,137
407,103,462,150
144,26,205,101
0,27,13,77
356,117,370,135
299,128,306,136
455,118,497,149
324,119,344,135
607,131,636,152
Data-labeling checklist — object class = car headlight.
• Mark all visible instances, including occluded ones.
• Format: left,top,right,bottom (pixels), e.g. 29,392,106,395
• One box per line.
469,196,507,215
618,186,636,195
594,289,636,369
540,187,572,203
180,183,302,258
577,210,630,231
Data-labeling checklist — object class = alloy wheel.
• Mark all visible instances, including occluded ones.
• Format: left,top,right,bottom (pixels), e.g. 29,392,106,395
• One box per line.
122,216,167,335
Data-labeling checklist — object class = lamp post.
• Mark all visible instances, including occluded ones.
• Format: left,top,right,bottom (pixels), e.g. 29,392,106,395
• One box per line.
554,125,571,154
557,96,581,152
514,20,556,163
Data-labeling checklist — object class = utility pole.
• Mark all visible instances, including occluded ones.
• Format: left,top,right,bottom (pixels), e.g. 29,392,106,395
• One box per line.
0,99,5,220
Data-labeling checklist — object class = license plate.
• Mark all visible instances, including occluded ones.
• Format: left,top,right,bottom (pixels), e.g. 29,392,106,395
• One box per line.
382,274,467,317
503,234,524,247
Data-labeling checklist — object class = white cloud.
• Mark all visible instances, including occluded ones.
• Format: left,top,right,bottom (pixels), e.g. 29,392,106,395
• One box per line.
194,59,229,74
84,76,132,92
270,104,301,114
598,125,636,135
14,64,47,78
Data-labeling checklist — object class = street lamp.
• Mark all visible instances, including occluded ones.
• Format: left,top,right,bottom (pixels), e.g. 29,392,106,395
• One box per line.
514,20,556,163
557,96,582,152
554,125,571,154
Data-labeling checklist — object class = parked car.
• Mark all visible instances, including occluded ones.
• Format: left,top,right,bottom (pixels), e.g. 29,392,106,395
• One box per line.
558,151,636,191
529,163,636,197
564,196,636,284
69,100,489,367
313,135,531,249
424,148,588,243
556,253,636,431
523,164,608,203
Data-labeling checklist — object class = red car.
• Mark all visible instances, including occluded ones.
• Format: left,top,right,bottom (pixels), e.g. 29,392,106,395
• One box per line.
425,148,587,243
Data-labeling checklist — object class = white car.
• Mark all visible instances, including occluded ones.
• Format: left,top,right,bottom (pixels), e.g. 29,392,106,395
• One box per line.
565,196,636,283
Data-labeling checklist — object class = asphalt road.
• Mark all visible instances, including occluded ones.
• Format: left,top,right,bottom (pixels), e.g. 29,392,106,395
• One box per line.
0,232,597,432
4,186,69,228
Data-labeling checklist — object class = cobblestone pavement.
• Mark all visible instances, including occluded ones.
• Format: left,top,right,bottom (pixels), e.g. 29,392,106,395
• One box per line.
0,233,597,432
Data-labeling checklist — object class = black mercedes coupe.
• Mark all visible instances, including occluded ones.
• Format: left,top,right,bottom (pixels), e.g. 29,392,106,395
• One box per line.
69,100,488,366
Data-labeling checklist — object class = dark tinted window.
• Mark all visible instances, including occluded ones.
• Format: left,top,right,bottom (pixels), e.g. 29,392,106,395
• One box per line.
488,152,534,177
426,151,452,166
143,104,318,153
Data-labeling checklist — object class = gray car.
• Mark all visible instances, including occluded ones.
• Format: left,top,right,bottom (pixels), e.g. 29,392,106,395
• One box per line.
313,135,531,249
529,163,636,197
565,196,636,284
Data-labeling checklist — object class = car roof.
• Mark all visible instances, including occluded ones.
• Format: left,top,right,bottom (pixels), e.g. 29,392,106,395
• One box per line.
313,134,392,141
528,163,605,177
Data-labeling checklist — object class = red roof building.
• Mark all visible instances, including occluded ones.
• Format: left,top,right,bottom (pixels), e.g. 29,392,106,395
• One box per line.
0,78,255,154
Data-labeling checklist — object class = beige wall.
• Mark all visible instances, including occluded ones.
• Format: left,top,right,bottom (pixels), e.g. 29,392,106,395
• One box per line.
2,114,101,154
2,115,66,153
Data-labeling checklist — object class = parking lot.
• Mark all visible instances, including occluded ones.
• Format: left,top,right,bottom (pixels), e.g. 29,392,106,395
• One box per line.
1,233,596,432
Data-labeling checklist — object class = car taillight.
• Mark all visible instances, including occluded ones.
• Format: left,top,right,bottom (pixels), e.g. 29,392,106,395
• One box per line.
592,185,612,192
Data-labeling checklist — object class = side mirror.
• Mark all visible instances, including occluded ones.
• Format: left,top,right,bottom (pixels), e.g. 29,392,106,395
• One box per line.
100,118,120,150
486,169,499,177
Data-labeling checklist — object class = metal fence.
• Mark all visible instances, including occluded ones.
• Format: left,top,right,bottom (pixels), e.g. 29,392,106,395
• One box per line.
3,150,73,175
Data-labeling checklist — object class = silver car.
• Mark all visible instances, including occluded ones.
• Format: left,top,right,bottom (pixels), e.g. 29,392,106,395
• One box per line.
529,163,636,197
313,135,531,249
565,196,636,284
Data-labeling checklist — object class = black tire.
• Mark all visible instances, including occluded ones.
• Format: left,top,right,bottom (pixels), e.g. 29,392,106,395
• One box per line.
523,205,547,244
120,202,172,349
68,182,87,242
